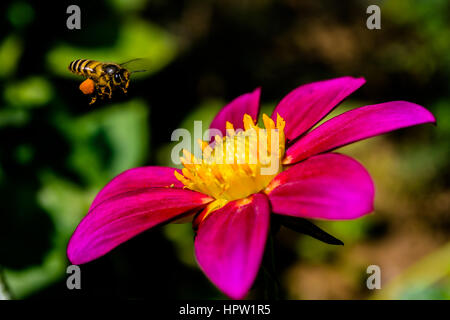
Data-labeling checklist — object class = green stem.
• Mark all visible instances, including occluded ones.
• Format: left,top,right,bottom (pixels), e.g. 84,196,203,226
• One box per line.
262,227,281,300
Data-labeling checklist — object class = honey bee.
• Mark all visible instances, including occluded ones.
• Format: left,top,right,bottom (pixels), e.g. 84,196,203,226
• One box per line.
68,59,147,105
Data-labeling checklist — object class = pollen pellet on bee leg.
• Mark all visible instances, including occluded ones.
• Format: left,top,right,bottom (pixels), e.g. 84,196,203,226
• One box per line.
79,79,95,95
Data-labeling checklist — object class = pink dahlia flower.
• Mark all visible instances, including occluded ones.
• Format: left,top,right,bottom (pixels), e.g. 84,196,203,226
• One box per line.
67,76,435,299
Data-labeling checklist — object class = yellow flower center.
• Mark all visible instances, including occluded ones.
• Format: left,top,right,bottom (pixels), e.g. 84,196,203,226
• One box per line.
175,113,286,206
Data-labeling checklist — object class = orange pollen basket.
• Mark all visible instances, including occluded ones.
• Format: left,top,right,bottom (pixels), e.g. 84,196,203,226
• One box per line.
79,79,95,95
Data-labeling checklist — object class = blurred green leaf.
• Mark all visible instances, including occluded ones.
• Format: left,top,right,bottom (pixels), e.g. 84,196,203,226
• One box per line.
434,100,450,137
323,217,372,244
38,174,94,238
397,282,450,300
0,34,23,79
108,0,149,12
372,241,450,300
57,99,150,186
7,1,34,29
0,109,29,127
164,223,197,267
4,249,66,299
4,76,54,109
383,0,450,76
3,171,103,299
15,144,34,165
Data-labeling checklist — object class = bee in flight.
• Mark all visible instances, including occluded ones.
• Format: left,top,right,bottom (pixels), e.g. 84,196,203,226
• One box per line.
68,58,148,105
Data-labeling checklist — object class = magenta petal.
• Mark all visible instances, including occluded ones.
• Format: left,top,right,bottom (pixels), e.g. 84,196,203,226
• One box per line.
68,188,212,264
272,77,365,141
268,153,374,220
284,101,436,164
90,166,183,210
209,88,261,137
195,193,270,299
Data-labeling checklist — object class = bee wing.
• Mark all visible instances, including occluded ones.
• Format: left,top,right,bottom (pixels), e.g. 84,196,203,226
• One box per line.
119,58,151,73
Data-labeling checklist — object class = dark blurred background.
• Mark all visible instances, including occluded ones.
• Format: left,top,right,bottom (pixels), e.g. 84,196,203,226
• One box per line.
0,0,449,299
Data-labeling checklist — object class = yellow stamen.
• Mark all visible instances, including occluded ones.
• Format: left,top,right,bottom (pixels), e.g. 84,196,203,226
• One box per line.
198,139,209,151
193,198,229,227
175,113,286,205
225,121,235,136
262,114,275,130
243,114,256,131
264,177,282,195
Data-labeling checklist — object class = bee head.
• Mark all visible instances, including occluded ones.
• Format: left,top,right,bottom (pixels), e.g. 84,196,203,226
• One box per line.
112,68,130,87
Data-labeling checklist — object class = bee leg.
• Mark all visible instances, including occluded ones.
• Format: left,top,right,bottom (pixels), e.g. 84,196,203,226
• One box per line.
97,85,109,99
89,95,97,105
120,80,129,94
105,83,113,99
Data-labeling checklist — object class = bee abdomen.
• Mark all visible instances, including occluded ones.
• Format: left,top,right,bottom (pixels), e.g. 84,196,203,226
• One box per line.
68,59,100,76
